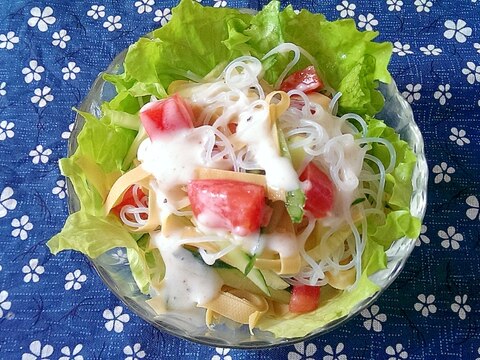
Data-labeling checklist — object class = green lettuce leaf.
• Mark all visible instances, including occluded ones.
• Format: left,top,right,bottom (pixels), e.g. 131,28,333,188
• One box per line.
370,210,421,248
239,1,392,115
103,0,391,117
365,117,417,210
59,110,135,215
47,212,152,293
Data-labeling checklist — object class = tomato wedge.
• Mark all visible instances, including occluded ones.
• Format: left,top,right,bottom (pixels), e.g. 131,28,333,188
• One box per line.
111,185,147,218
139,93,194,140
289,285,321,313
299,162,335,218
280,65,324,93
187,179,266,236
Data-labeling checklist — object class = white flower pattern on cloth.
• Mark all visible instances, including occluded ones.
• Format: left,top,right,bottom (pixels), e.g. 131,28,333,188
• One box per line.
103,306,130,333
135,0,155,14
288,341,317,360
474,42,480,53
414,0,433,12
449,127,470,146
103,15,123,31
31,86,54,108
361,305,386,332
29,144,52,164
213,0,227,7
0,31,20,50
414,294,437,316
432,162,455,183
22,60,45,84
28,7,56,32
0,290,12,318
451,294,471,319
324,343,347,360
415,224,430,246
22,259,45,283
420,44,442,55
212,348,231,360
402,84,421,103
386,0,403,12
462,62,480,84
0,120,14,141
22,340,53,360
336,1,356,18
357,13,378,31
393,41,413,56
62,62,81,80
466,195,480,220
0,81,6,96
385,344,408,360
64,270,87,290
111,248,129,265
124,343,146,360
154,8,173,25
87,5,105,19
438,226,463,249
433,84,452,105
11,215,33,240
443,19,472,43
0,187,17,218
61,123,74,140
52,179,68,199
59,344,83,360
52,29,71,49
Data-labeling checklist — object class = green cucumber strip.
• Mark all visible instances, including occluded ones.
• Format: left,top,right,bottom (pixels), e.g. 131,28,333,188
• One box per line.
276,123,305,223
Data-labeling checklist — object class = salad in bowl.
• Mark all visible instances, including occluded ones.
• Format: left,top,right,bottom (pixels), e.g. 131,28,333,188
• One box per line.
48,0,427,347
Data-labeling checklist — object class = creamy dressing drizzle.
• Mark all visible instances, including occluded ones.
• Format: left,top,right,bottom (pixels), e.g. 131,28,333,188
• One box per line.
152,231,223,309
177,60,301,193
236,103,300,191
261,232,299,258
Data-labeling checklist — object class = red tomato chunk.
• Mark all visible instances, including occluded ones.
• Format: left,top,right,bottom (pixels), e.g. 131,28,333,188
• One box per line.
111,185,147,218
187,179,266,236
280,65,324,93
300,162,334,218
139,93,194,140
289,285,321,313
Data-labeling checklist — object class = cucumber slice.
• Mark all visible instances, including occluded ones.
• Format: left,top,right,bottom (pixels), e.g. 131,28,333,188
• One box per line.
221,247,270,296
276,124,305,223
285,188,305,223
260,269,290,290
185,245,269,295
216,267,291,304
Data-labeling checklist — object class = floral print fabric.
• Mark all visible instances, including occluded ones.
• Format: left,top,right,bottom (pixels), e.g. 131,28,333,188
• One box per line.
0,0,479,359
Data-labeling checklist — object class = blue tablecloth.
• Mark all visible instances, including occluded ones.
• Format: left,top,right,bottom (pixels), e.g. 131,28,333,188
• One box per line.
1,0,479,359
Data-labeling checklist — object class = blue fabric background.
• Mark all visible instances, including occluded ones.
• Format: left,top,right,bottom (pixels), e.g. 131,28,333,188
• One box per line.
0,0,479,359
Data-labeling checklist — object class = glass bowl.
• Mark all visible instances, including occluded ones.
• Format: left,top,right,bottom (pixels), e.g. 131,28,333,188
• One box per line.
67,47,428,349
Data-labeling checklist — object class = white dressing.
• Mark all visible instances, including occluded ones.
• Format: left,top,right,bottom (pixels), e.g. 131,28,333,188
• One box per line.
236,103,300,191
138,128,210,189
261,232,299,258
152,231,224,309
